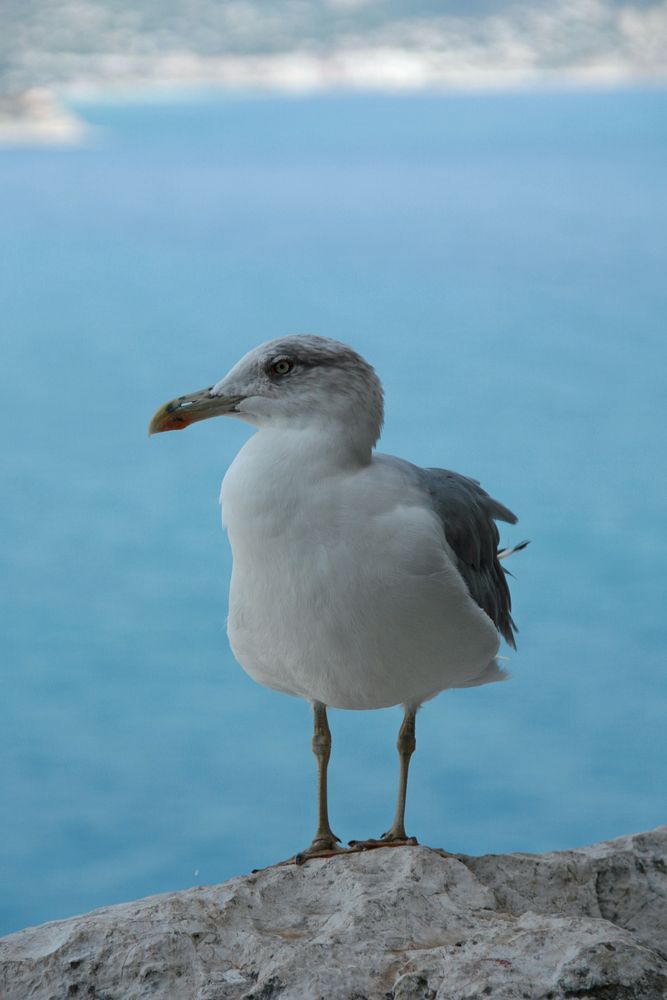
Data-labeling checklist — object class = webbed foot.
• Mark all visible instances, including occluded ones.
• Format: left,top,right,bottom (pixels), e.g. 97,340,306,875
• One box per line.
294,833,347,865
347,832,418,852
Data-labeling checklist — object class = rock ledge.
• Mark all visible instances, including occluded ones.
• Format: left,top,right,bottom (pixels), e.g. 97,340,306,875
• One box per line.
2,828,666,999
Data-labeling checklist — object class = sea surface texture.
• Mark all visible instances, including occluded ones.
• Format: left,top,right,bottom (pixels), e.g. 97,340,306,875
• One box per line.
1,90,665,936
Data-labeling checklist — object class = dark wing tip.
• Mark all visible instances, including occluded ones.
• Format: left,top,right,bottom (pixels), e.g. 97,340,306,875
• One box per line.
419,466,523,647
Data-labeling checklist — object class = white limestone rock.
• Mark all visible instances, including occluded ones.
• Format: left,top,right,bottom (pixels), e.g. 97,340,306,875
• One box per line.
1,828,666,1000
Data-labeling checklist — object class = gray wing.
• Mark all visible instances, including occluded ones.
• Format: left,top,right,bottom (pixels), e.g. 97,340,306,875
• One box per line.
418,467,520,648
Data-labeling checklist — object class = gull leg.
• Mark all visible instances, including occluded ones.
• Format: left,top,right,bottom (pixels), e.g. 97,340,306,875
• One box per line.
382,706,417,842
349,706,419,850
294,702,346,863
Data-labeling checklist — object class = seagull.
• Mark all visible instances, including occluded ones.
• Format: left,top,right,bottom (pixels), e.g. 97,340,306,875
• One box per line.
149,335,527,861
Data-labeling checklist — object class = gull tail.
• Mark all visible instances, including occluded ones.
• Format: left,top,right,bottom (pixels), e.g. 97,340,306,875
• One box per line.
498,539,530,561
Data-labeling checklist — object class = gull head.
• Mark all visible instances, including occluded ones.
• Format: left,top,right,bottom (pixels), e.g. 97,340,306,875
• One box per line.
149,335,384,448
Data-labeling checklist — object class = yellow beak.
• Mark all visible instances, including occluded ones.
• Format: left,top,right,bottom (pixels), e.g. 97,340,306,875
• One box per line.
148,387,245,434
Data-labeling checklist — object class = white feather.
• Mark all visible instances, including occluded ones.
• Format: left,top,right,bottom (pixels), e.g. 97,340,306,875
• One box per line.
221,425,501,710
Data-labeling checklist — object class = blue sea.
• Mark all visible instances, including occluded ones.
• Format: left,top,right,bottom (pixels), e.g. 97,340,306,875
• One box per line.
1,89,665,937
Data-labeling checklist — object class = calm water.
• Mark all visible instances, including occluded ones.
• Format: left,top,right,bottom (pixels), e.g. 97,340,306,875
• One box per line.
1,90,666,937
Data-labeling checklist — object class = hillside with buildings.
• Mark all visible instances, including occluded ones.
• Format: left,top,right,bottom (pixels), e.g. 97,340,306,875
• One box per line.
2,0,666,138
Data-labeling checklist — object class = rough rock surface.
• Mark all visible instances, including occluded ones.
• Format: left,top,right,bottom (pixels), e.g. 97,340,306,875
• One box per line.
2,828,666,1000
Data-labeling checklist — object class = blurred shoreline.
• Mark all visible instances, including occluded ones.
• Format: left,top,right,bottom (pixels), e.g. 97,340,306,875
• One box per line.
3,0,667,145
1,52,666,148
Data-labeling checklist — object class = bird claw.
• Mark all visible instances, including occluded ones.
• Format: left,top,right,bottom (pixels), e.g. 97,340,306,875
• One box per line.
293,833,346,865
381,831,418,844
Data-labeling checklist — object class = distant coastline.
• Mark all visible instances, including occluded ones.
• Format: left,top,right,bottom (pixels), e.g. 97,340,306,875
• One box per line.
1,48,666,147
2,0,666,145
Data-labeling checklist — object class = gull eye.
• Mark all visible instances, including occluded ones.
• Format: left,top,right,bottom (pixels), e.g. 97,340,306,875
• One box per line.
271,358,294,376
